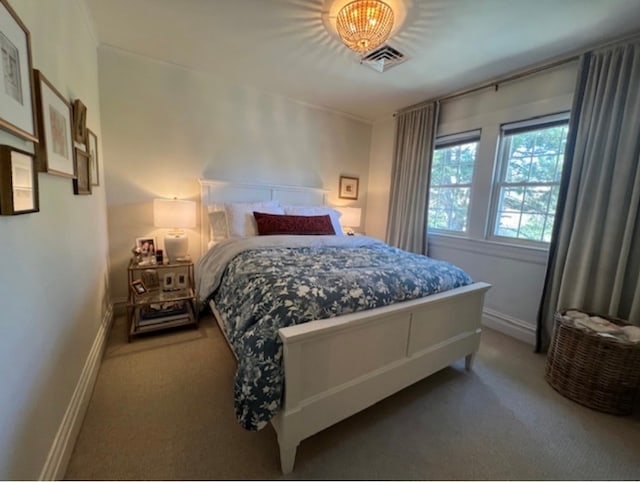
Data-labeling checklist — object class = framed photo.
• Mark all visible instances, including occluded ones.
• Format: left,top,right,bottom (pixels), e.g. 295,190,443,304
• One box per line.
163,272,175,291
33,70,75,177
87,128,99,186
0,144,38,215
135,237,157,256
130,279,147,296
0,0,37,142
176,272,188,289
339,176,359,200
72,98,87,144
72,148,91,195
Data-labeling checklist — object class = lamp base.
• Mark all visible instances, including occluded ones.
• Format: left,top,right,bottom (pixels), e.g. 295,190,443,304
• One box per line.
164,233,189,263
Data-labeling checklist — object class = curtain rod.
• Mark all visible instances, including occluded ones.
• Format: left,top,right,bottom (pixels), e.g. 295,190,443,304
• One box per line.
395,29,640,116
438,55,578,103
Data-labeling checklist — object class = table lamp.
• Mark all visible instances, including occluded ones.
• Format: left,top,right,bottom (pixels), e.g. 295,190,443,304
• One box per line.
335,206,362,235
153,198,196,262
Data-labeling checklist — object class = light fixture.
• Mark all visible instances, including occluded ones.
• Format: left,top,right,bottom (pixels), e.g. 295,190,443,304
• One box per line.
336,206,362,235
153,198,196,263
336,0,394,54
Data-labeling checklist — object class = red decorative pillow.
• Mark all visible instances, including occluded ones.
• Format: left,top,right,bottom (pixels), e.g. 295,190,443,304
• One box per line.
253,212,336,235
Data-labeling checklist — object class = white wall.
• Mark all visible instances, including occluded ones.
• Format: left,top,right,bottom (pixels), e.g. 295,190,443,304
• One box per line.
367,62,578,344
98,47,373,302
0,0,108,479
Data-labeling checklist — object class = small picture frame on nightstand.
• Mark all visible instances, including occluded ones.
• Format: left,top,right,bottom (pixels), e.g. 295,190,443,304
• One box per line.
130,279,147,295
176,272,188,289
163,272,175,291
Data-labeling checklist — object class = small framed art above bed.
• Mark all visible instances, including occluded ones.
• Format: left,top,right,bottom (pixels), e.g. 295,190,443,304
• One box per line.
196,179,490,474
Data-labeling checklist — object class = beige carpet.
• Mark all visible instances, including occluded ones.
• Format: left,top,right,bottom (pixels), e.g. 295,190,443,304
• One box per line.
64,313,640,480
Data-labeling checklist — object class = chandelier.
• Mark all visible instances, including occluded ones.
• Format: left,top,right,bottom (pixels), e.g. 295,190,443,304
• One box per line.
335,0,394,54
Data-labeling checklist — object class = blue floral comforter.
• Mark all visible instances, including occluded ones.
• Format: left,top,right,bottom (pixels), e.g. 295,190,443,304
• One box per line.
195,235,473,431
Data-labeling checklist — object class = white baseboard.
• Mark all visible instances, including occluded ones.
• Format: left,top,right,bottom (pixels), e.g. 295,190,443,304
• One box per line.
482,308,536,346
39,304,114,481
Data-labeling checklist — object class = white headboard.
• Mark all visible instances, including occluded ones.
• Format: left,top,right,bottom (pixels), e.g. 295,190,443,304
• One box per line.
198,178,330,254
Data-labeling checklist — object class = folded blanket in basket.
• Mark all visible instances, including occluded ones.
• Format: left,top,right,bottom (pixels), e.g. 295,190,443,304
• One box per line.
565,311,621,333
622,325,640,343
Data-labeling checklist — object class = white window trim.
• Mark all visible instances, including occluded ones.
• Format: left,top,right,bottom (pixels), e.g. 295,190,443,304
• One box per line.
428,129,481,235
487,112,570,246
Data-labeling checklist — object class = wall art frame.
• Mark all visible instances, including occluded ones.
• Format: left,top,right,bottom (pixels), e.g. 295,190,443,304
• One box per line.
87,128,99,186
339,175,359,200
0,144,39,215
33,69,75,177
72,147,91,195
72,98,87,145
0,0,38,142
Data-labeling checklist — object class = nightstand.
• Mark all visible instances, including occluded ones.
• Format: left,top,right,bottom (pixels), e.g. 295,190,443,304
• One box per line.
127,259,197,341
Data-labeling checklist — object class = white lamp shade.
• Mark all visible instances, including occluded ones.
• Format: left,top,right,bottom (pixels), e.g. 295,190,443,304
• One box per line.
336,206,362,227
153,199,196,228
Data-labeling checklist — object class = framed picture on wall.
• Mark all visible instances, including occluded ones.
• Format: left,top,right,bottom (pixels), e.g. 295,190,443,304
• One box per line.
72,98,87,145
0,144,38,215
33,70,75,177
72,148,91,195
87,128,99,186
339,176,359,200
0,0,38,142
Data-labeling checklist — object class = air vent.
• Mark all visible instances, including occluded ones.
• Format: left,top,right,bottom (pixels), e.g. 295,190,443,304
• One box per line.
361,44,406,73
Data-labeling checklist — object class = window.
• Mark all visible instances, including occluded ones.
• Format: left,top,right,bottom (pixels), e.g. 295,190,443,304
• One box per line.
492,114,569,243
428,130,480,233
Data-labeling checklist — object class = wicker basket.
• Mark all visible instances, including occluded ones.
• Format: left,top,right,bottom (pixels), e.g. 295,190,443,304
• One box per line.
545,310,640,415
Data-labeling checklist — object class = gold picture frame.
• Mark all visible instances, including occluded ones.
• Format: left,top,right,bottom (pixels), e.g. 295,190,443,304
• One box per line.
130,279,147,295
72,148,91,195
72,98,87,144
339,176,359,200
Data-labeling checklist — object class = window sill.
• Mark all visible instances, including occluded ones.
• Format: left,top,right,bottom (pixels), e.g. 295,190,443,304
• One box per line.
428,232,549,265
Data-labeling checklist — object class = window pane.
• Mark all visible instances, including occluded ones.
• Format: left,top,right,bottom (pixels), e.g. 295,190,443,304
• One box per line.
493,118,569,243
500,187,524,211
428,137,478,233
530,155,557,182
518,214,546,241
505,157,530,182
496,212,520,238
459,162,474,183
522,186,551,213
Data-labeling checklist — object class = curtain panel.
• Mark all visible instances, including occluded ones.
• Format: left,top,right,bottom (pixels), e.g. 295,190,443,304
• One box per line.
537,40,640,351
386,102,439,254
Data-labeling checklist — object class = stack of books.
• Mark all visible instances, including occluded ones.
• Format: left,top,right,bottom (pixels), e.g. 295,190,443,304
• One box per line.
138,301,190,327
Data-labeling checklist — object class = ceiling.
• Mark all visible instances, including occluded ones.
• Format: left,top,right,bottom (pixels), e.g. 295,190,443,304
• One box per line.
84,0,640,122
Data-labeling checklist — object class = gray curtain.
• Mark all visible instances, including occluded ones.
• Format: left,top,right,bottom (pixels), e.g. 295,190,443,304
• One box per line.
537,40,640,351
386,102,439,253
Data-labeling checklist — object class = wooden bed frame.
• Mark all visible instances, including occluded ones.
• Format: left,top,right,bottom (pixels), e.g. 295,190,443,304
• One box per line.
199,179,490,473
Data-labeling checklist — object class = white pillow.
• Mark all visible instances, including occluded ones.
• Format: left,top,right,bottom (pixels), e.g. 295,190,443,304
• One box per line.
282,205,344,235
207,208,228,240
225,200,284,237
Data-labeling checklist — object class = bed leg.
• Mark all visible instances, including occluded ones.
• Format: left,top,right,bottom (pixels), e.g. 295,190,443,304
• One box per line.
465,352,476,371
279,443,298,474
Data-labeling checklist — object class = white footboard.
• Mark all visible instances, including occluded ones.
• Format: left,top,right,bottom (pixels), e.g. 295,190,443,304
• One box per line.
270,281,490,473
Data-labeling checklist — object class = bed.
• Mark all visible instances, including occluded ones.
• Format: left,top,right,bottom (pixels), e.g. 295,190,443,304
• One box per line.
197,179,491,473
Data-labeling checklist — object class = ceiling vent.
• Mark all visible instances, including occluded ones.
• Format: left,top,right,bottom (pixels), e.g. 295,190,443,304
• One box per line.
361,44,406,73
